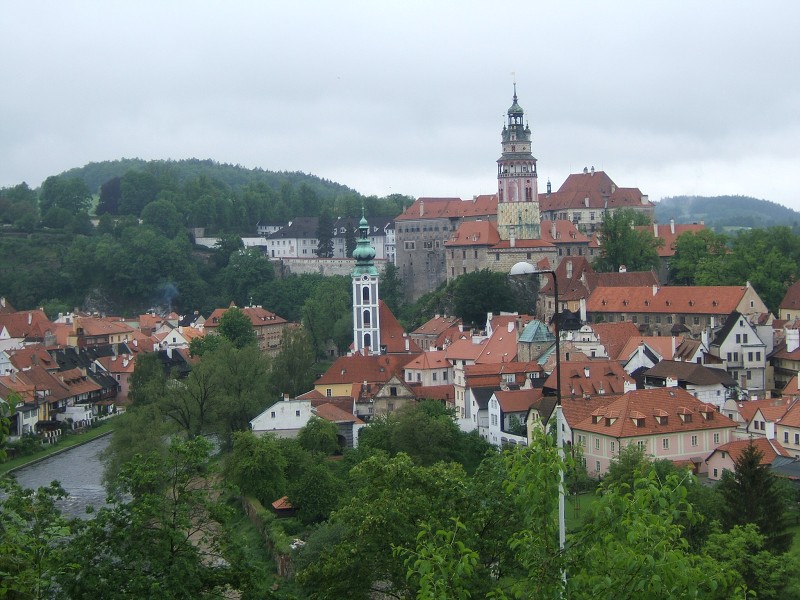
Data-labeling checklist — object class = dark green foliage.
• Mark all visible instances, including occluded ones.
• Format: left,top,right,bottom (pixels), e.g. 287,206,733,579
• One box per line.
296,416,340,456
594,208,661,272
379,262,404,315
226,431,288,505
217,306,258,348
288,462,343,524
301,276,352,357
269,328,315,398
39,175,92,214
316,209,334,258
717,440,793,553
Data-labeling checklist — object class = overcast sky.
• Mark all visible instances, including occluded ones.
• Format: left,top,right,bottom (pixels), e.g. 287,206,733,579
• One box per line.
2,2,799,212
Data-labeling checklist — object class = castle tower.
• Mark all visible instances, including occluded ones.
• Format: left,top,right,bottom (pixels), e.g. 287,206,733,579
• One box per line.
497,84,541,241
352,211,381,355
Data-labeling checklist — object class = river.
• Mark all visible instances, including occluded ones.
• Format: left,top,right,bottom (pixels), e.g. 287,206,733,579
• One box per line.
11,435,110,519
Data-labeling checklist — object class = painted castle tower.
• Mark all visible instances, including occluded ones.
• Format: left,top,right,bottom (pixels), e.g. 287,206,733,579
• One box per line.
496,84,541,241
351,211,381,355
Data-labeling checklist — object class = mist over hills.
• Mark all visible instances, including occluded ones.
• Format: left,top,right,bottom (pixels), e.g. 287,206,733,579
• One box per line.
655,195,800,231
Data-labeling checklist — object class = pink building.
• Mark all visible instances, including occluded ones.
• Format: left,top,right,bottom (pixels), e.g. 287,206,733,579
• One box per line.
572,387,736,477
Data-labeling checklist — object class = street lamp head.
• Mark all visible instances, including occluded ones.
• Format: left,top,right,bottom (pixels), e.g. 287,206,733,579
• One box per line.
509,261,536,276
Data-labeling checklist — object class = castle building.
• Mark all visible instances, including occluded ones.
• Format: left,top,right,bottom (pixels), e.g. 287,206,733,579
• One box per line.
496,84,541,242
351,213,381,355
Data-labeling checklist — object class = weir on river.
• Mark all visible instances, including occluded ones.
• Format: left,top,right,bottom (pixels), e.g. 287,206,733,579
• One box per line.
11,435,111,519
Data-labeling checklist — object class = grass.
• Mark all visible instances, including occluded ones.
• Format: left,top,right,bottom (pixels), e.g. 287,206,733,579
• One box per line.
565,490,600,530
0,419,116,476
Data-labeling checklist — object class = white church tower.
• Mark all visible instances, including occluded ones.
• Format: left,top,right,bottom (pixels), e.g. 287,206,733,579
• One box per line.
352,211,381,355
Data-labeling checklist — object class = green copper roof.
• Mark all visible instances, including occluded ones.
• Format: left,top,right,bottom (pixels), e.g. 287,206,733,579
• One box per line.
352,208,378,276
519,320,556,344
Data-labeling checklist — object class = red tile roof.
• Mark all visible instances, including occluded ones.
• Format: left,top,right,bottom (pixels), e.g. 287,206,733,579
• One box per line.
316,354,414,386
412,315,462,337
587,285,749,315
379,301,421,354
590,322,641,361
314,402,364,425
573,388,735,438
74,316,136,337
617,336,686,362
396,195,498,221
540,171,653,212
495,388,543,413
707,437,789,464
404,350,450,371
544,359,634,397
780,281,800,314
539,220,591,244
8,345,57,371
444,220,500,247
0,310,53,339
205,305,288,328
491,239,554,250
633,222,707,258
583,270,659,291
412,384,455,403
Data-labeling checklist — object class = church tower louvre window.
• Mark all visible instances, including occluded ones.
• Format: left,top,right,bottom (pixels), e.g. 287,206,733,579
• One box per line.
352,210,381,355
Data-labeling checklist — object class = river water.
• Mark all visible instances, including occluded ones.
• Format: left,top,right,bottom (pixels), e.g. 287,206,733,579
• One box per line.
11,435,110,519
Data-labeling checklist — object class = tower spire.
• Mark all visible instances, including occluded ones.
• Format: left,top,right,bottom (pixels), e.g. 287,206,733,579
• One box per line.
352,209,380,355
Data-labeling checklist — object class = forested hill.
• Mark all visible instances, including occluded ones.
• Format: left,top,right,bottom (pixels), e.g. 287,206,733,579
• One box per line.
58,158,358,203
655,195,800,230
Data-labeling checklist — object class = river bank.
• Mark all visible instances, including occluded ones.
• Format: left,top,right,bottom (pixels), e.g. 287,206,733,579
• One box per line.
1,418,117,476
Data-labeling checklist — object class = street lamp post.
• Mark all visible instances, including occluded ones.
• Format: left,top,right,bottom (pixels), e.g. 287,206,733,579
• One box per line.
509,262,565,578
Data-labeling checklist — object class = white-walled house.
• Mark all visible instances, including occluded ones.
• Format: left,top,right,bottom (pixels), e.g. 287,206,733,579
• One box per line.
705,437,789,481
709,311,768,395
250,399,314,438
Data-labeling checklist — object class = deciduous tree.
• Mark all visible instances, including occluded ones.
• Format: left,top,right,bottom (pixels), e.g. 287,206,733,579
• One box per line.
594,208,661,273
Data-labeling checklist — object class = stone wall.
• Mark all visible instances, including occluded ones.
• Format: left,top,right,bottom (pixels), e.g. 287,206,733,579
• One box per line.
273,257,388,278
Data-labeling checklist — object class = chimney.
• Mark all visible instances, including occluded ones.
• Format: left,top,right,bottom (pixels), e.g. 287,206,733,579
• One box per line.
507,321,514,334
547,180,551,196
653,284,658,296
405,337,410,351
28,313,32,325
670,219,675,234
583,366,590,378
787,328,800,353
619,264,627,273
579,298,587,323
590,166,595,175
653,222,658,237
671,336,676,359
551,221,556,240
583,167,588,174
419,200,424,217
510,228,516,248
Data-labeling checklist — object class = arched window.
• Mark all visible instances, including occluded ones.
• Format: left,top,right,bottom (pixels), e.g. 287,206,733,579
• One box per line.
364,333,371,349
362,286,370,302
363,309,371,326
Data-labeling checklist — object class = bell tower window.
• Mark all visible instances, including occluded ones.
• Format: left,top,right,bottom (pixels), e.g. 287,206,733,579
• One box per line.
362,286,370,302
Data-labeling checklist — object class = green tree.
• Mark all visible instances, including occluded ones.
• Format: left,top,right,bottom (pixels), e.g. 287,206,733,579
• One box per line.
451,269,526,327
669,229,729,285
594,208,662,273
127,352,168,406
60,438,237,599
289,462,343,525
160,358,219,438
717,440,793,553
216,306,257,349
39,176,92,214
96,176,122,215
269,327,315,398
0,395,13,460
316,209,334,258
218,248,275,308
101,404,170,488
344,224,357,257
379,262,404,315
297,416,340,455
119,169,161,216
226,431,287,505
140,198,184,237
301,276,352,357
212,233,244,268
0,480,75,600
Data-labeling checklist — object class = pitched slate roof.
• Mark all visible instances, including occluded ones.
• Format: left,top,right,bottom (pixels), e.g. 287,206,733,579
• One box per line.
266,217,318,239
572,388,735,438
587,285,749,315
643,360,736,387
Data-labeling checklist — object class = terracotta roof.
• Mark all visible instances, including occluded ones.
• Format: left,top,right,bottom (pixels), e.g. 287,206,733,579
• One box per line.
444,337,486,362
434,326,470,349
379,301,421,354
591,322,641,360
0,297,15,314
8,345,57,371
315,354,414,386
412,315,462,337
404,350,450,371
618,336,683,362
733,397,795,425
587,285,750,315
583,270,659,291
96,354,137,374
540,171,652,212
0,310,53,339
309,396,355,414
495,388,543,413
537,257,592,301
539,220,591,245
544,359,634,397
314,402,364,425
491,239,555,250
272,496,293,510
778,400,800,427
782,375,800,396
205,305,288,328
573,388,735,438
560,394,621,430
396,195,498,221
444,220,500,247
58,368,102,395
74,317,136,337
465,361,541,389
780,281,800,313
412,384,455,402
674,338,702,361
633,222,707,258
707,437,790,464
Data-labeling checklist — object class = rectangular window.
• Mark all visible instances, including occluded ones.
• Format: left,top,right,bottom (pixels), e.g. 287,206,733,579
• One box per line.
748,352,753,361
713,468,718,478
610,441,616,453
666,316,673,324
631,316,638,323
756,352,761,361
432,372,438,381
637,440,646,450
691,435,698,447
295,410,301,417
594,438,600,450
423,241,433,249
388,402,395,412
747,370,752,381
743,334,748,343
578,434,586,447
693,316,700,325
495,253,500,261
714,433,720,444
474,250,478,259
326,388,332,397
390,386,397,397
271,411,276,418
443,371,448,381
784,431,789,443
795,433,799,445
662,438,669,450
595,461,601,472
404,241,415,250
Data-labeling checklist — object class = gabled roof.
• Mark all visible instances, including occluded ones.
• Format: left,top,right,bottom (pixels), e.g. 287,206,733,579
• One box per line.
412,315,462,337
591,322,641,360
494,388,542,413
444,220,500,247
769,398,800,427
634,222,707,258
539,171,652,212
0,310,53,340
707,437,789,464
573,388,735,438
267,217,318,239
316,354,413,386
404,350,450,371
644,360,735,387
587,285,750,315
710,311,756,347
782,374,800,396
205,304,288,328
379,301,421,354
734,397,795,425
544,359,634,397
314,402,364,425
412,384,455,402
539,220,590,245
444,337,485,362
74,316,136,337
396,195,498,221
779,280,800,313
583,269,659,291
539,257,592,301
618,336,681,362
0,297,15,314
8,344,58,371
518,320,555,344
